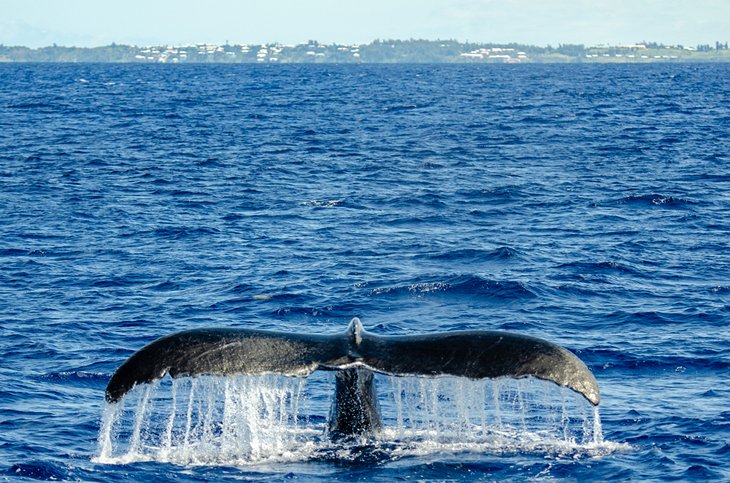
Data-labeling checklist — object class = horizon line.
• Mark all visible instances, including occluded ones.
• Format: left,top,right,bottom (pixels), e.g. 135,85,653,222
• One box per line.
3,39,728,50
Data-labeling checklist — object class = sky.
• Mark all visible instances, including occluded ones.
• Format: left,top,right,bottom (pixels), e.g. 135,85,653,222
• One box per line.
1,0,728,48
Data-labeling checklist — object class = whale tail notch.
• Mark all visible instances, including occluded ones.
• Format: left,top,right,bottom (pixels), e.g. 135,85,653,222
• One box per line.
105,318,600,407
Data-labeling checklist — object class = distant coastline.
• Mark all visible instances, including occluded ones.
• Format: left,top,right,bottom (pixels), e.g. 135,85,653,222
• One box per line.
2,39,730,63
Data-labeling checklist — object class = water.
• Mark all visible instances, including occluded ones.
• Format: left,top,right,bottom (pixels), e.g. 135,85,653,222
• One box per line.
1,63,729,481
94,374,606,467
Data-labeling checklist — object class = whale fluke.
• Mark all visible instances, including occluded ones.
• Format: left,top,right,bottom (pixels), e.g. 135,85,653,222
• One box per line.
357,328,600,406
106,319,599,435
105,328,349,404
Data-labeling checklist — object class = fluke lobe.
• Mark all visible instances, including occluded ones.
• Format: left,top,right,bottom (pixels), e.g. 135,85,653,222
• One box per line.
106,318,600,438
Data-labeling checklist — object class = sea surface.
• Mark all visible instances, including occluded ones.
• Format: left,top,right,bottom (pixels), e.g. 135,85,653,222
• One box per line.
1,63,729,481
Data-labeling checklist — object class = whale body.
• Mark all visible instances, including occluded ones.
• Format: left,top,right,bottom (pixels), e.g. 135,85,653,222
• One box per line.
106,318,600,437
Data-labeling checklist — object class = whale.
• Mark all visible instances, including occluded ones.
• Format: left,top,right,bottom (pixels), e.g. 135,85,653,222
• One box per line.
106,318,599,438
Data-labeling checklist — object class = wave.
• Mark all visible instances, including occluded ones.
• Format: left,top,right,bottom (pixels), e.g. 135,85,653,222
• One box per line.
382,102,433,113
370,275,536,300
301,199,347,208
37,371,109,387
684,171,730,181
5,462,68,481
596,194,698,209
557,260,645,277
428,246,523,262
0,247,86,259
151,188,210,197
602,310,729,326
456,186,528,205
92,275,151,288
384,193,447,208
271,306,336,317
8,101,61,110
146,280,183,291
151,226,220,239
582,349,730,372
0,248,31,257
269,302,365,319
227,283,309,302
551,284,603,297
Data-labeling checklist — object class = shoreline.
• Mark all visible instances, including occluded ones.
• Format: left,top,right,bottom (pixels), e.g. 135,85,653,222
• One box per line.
2,40,729,64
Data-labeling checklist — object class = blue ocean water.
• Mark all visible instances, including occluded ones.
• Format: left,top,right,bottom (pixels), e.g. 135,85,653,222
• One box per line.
1,63,729,481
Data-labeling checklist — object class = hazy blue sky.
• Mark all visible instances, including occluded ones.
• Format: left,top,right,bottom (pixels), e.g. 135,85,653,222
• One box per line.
1,0,728,48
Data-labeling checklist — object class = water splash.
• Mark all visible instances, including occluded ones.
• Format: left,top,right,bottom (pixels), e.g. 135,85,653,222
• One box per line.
378,376,605,452
95,374,616,467
94,375,313,466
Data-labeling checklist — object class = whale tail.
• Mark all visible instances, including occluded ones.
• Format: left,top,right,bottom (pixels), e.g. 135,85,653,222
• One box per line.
105,318,599,436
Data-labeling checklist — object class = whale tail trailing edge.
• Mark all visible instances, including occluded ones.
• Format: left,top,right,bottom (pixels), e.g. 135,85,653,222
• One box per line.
105,318,599,407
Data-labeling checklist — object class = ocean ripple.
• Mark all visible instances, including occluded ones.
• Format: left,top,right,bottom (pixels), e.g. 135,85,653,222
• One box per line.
370,275,536,300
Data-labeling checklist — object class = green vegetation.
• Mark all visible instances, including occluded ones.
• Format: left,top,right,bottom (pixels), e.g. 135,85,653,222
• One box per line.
0,44,139,63
1,39,729,63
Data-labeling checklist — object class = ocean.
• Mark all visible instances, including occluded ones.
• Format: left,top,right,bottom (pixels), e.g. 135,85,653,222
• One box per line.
1,63,728,481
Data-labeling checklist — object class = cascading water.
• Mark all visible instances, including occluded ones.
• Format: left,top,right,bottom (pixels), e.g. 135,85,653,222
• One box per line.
95,375,315,465
378,376,605,458
95,373,609,466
